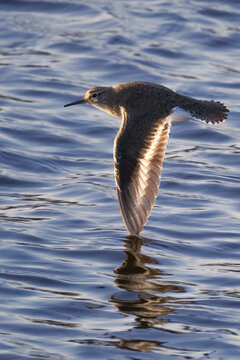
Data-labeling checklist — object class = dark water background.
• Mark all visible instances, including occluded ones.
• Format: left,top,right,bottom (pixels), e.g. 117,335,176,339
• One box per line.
0,0,240,359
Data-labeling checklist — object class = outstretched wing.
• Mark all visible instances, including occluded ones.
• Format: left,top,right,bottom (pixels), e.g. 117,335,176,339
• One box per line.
114,109,171,235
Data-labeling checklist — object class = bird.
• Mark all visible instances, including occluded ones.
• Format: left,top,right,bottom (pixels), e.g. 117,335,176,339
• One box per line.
64,81,229,235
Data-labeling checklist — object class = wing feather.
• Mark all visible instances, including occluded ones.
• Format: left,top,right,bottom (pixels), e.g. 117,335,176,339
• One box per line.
114,115,171,235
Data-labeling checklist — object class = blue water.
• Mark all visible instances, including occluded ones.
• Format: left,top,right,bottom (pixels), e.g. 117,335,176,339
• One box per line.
0,0,239,359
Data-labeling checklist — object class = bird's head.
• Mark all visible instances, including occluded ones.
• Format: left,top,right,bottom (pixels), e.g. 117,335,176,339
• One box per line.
64,86,121,117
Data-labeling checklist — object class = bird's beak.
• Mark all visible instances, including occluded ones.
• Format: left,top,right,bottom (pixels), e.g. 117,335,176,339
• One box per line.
64,98,86,107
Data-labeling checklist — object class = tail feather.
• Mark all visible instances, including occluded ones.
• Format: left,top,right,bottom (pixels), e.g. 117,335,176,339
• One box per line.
180,98,229,124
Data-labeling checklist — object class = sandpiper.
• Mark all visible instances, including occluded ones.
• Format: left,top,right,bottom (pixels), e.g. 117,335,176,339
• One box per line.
64,81,229,235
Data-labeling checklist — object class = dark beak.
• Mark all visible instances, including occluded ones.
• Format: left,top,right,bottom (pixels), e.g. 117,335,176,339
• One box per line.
64,98,86,107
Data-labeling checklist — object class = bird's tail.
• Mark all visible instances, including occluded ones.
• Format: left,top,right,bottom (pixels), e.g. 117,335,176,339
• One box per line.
180,98,229,124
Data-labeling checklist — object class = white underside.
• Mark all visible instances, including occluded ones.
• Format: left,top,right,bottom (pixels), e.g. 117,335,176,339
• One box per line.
166,106,192,123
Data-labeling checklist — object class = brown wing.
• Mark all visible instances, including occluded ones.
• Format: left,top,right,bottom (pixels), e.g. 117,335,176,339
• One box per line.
114,110,171,235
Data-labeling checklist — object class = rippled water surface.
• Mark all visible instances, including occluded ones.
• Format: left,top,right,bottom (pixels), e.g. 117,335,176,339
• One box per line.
0,0,240,359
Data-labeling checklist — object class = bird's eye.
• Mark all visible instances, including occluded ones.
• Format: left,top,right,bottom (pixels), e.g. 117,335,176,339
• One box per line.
92,93,97,98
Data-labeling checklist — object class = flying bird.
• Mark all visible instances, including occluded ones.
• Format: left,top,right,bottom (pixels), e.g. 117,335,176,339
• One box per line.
64,81,229,235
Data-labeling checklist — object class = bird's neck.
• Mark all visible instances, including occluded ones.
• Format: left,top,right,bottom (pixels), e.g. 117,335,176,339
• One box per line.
93,103,121,118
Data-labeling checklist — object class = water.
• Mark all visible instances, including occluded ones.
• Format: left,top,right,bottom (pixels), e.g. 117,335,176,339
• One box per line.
0,0,239,359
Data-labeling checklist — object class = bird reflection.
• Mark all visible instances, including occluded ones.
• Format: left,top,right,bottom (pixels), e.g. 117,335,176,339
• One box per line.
110,235,186,352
